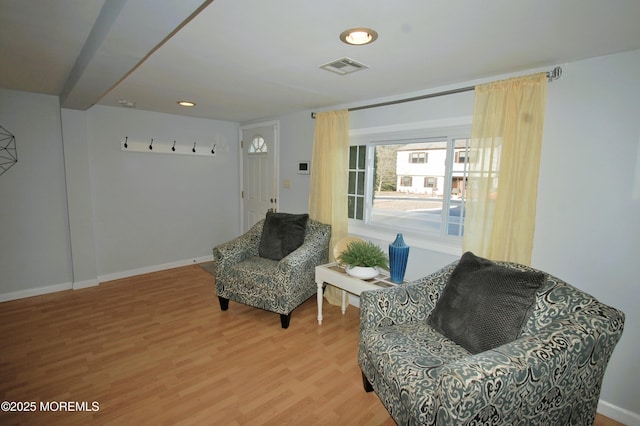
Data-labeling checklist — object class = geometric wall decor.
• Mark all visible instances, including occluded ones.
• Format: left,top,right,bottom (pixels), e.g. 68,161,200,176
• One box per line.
0,125,17,176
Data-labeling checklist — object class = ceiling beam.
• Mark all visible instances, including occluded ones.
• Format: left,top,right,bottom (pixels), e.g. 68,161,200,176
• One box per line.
60,0,213,111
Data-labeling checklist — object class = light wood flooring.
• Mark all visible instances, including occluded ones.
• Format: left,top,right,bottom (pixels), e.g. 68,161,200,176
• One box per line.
0,265,622,425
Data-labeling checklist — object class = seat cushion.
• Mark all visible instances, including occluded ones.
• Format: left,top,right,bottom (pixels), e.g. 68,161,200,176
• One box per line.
427,251,545,354
223,256,280,309
259,212,309,260
361,322,471,419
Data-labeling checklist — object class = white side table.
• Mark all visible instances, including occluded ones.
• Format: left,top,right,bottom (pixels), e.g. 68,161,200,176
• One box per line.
315,262,398,324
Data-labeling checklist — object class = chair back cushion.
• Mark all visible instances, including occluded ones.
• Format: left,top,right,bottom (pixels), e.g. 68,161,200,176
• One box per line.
258,212,309,260
427,251,545,354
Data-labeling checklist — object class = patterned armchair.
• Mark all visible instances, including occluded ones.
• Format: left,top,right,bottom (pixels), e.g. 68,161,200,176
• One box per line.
359,259,625,425
214,217,330,328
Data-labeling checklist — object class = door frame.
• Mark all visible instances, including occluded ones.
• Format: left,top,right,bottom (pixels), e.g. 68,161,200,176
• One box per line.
239,120,280,233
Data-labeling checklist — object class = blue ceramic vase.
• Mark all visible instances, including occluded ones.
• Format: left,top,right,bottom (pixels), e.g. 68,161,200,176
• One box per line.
389,233,409,283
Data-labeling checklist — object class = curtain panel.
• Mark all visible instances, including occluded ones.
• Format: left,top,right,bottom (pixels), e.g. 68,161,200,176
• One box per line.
309,110,349,305
463,73,547,265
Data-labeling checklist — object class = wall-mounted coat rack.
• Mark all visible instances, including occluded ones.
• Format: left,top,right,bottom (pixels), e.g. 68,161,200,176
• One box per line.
121,137,216,157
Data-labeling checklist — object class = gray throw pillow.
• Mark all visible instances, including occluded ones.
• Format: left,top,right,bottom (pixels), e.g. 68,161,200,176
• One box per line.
427,251,545,354
258,212,309,261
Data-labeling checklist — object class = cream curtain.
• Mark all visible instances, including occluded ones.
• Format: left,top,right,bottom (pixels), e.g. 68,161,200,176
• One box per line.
309,109,349,305
463,73,547,264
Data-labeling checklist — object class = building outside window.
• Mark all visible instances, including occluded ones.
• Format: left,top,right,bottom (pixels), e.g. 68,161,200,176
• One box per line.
348,126,470,239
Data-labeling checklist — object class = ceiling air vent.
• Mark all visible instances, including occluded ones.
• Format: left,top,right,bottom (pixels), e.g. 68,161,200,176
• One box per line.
320,57,369,75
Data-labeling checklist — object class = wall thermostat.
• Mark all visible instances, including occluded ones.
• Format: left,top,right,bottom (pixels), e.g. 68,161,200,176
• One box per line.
297,161,310,174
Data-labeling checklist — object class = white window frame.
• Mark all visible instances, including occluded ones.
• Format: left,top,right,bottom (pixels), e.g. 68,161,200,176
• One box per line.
348,118,471,255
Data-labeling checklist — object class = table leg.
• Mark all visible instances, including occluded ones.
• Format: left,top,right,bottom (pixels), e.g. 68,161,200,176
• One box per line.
341,290,347,314
316,279,323,324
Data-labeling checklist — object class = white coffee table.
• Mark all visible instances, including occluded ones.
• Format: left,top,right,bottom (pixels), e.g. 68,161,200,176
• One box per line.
315,262,398,324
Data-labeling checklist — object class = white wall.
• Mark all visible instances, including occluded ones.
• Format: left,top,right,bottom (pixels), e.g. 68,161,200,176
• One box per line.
61,108,99,288
274,50,640,423
84,106,240,278
0,89,73,298
276,110,314,214
1,94,241,298
532,50,640,421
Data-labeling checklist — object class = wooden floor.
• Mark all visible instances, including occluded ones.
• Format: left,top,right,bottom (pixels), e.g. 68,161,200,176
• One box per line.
0,265,622,425
0,265,393,425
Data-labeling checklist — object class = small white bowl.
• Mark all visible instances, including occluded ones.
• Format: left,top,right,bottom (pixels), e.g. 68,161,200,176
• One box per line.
345,266,379,280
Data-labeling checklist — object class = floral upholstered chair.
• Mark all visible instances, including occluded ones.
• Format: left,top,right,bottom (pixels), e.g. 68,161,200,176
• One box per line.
213,212,330,328
359,252,625,425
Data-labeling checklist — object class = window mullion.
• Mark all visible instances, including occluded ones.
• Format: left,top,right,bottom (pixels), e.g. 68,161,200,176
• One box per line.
364,144,376,223
441,136,454,237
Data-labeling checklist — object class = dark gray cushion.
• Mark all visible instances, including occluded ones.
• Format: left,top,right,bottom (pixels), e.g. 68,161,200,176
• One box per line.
258,212,309,261
427,251,545,354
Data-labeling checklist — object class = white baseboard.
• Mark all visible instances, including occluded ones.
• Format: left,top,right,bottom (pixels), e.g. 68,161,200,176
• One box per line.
72,278,99,290
0,255,215,303
598,400,640,425
0,282,72,302
97,255,214,283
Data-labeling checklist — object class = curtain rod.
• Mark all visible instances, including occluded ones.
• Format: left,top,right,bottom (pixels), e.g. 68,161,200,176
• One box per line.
311,66,562,119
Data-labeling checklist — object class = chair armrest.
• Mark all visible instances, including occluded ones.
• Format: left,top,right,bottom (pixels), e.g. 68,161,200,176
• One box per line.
276,222,331,278
359,261,458,329
428,304,625,425
213,220,263,275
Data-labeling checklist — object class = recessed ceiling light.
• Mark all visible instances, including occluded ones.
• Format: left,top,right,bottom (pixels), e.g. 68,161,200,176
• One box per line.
340,28,378,46
177,101,196,107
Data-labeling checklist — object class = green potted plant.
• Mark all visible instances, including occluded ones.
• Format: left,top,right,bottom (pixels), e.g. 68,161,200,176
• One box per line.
337,240,388,279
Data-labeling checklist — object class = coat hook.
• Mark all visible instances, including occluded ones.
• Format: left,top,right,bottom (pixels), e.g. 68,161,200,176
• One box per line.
211,144,216,154
149,138,154,150
172,140,176,152
192,142,197,153
124,136,128,148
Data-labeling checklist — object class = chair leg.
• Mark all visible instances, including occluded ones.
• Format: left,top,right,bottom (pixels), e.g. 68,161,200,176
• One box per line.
280,313,291,329
218,296,229,311
362,371,374,392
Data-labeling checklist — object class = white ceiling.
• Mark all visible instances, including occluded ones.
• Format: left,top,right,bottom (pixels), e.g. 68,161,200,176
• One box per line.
2,0,640,123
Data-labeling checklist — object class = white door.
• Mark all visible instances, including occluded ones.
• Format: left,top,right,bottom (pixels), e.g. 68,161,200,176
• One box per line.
241,122,278,232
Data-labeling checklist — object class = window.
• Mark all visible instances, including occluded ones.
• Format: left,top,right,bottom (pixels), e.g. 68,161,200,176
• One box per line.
409,152,427,163
248,136,267,153
455,149,469,163
347,145,366,220
424,176,437,188
348,128,470,239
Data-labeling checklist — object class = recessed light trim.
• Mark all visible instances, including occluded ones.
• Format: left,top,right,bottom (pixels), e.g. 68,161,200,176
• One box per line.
340,27,378,46
177,101,196,107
